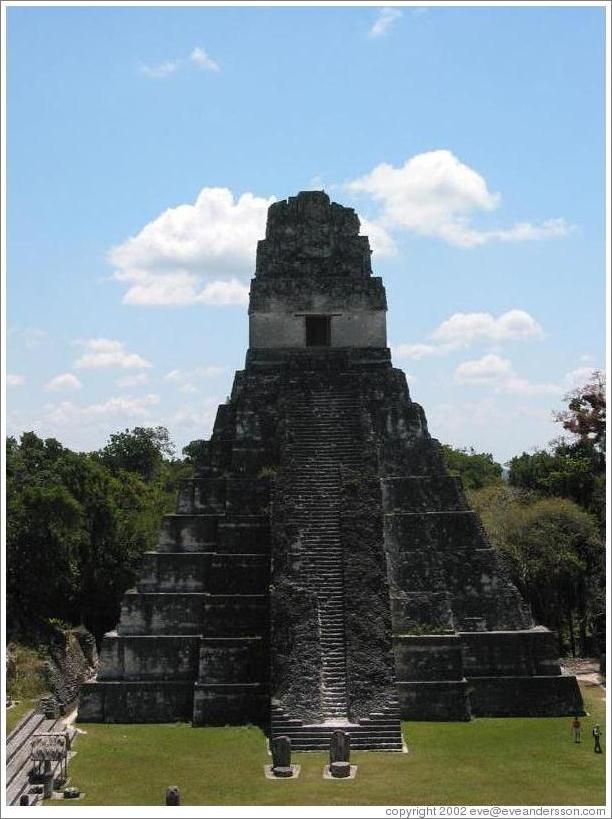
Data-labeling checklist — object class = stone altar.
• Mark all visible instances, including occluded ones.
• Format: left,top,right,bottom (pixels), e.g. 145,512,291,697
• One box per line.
79,191,583,750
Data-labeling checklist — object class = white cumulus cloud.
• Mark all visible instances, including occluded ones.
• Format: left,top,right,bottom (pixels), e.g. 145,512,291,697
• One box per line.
139,59,181,79
42,394,160,427
7,373,25,387
431,309,544,346
359,217,396,257
74,339,152,370
190,46,220,72
455,354,514,385
455,353,559,395
109,188,273,307
347,150,574,248
44,373,82,392
140,45,220,79
394,309,544,360
369,7,402,37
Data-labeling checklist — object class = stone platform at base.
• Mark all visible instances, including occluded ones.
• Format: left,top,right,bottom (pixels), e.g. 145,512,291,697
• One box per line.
78,680,193,722
193,682,268,725
468,674,584,717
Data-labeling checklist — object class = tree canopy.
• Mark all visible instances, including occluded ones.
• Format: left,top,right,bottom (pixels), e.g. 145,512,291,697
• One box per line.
6,428,183,642
440,445,503,490
508,371,606,525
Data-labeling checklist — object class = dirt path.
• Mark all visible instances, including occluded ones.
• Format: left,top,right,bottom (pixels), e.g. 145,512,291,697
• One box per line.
561,658,606,704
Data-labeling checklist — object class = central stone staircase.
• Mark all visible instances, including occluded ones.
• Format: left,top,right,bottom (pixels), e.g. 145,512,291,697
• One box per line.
271,377,403,750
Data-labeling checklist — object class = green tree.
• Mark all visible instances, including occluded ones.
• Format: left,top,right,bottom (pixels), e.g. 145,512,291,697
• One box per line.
441,445,503,490
97,426,175,482
6,482,85,632
472,485,604,656
6,431,170,641
182,439,208,465
508,372,606,524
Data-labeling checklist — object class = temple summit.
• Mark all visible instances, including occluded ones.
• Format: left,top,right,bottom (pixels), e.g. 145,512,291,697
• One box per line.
79,191,583,750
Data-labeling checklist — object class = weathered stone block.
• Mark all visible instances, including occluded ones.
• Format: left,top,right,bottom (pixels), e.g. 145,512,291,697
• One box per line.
208,554,269,594
137,552,207,592
158,515,218,552
97,635,200,681
460,628,562,678
192,683,268,725
397,680,471,721
217,517,270,553
117,592,204,636
390,592,454,632
394,635,464,681
198,636,267,684
78,681,194,722
468,675,584,717
176,478,226,514
382,476,466,512
202,595,269,637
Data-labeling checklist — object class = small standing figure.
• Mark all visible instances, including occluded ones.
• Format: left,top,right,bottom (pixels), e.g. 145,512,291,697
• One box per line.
592,724,602,754
571,715,582,743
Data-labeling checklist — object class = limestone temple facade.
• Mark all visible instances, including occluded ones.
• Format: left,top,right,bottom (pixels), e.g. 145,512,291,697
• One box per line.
79,191,583,750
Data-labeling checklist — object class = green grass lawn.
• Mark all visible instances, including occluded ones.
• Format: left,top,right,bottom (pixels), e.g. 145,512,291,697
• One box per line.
56,682,605,807
5,699,37,736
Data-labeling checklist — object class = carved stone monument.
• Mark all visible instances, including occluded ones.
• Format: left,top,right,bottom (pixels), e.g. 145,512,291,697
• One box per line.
79,191,584,750
330,730,350,763
329,730,352,778
165,786,180,806
271,735,293,778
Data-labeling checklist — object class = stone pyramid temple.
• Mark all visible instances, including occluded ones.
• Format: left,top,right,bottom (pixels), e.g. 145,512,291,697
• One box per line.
79,191,582,750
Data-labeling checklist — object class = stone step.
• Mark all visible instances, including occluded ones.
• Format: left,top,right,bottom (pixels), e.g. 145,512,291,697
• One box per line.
270,725,402,737
269,734,400,744
271,739,403,751
6,712,45,763
285,733,403,742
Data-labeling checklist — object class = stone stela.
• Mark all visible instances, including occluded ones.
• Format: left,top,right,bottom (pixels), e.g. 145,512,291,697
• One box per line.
79,191,583,751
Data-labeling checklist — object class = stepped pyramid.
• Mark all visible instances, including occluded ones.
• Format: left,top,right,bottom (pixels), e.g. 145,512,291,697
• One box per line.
79,191,583,749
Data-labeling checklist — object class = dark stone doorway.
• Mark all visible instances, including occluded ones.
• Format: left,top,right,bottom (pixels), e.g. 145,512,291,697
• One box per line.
306,315,331,347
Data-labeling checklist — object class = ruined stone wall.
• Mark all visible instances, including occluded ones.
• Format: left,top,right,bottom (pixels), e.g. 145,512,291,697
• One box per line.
43,628,98,715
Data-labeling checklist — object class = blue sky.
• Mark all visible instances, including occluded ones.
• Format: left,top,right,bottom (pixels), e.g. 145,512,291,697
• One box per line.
5,4,607,462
